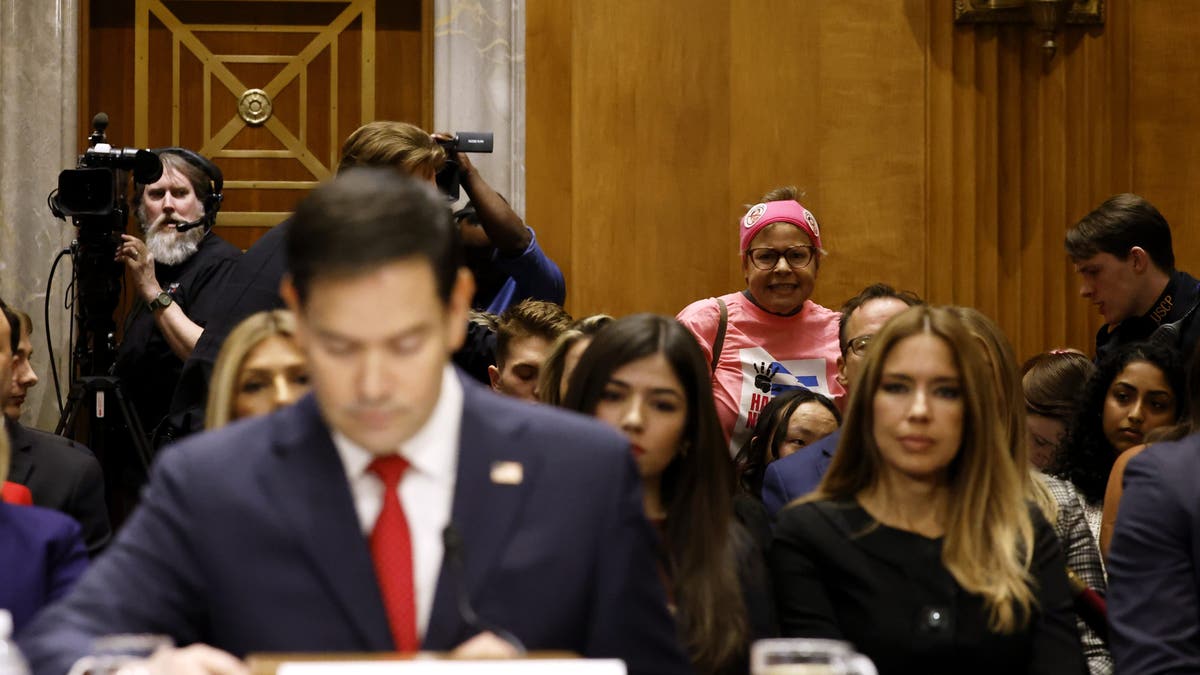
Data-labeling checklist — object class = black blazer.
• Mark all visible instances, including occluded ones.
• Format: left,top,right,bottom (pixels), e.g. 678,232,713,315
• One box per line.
770,500,1084,675
6,421,110,556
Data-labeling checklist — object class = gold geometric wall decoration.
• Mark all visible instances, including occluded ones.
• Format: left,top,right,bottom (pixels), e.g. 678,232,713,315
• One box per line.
134,0,377,227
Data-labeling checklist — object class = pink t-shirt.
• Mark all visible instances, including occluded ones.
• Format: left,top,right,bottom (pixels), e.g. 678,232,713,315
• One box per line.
676,292,845,455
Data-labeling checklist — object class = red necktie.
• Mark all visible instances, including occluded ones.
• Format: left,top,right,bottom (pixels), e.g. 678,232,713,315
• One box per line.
368,456,419,651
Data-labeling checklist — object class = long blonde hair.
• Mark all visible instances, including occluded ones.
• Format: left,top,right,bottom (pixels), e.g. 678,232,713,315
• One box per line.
205,310,300,430
812,306,1037,633
947,307,1057,525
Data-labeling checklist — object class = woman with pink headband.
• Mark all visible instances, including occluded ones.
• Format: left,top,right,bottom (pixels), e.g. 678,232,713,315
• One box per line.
677,186,844,455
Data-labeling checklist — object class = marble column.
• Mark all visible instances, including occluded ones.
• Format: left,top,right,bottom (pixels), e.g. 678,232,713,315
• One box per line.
0,0,79,428
433,0,525,216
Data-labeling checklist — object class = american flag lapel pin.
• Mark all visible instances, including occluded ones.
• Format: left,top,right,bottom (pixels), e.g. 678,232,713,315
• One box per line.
490,461,523,485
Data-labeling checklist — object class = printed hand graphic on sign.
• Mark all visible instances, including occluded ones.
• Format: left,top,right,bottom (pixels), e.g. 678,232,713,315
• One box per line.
754,362,781,393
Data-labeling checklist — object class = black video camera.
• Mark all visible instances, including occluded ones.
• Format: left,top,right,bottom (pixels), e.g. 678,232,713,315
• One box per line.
435,132,494,201
51,113,162,221
48,113,163,376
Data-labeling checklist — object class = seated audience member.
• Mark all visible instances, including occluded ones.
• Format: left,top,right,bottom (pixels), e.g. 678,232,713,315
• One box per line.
677,187,844,453
1021,350,1096,471
1057,341,1185,544
205,310,309,429
488,299,571,402
770,306,1083,675
536,314,613,406
0,299,89,634
451,193,565,314
1100,341,1200,558
1066,193,1200,366
950,307,1111,675
1107,408,1200,671
19,169,690,675
760,284,921,517
2,306,110,556
735,388,841,501
563,314,776,674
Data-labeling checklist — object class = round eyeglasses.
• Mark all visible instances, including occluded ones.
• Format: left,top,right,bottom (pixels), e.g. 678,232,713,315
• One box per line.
746,245,817,270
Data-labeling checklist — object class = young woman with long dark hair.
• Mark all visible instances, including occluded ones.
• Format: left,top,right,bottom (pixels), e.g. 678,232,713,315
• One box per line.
563,313,774,674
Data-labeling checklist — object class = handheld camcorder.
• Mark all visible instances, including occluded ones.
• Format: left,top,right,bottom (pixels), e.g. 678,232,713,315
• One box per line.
436,131,494,201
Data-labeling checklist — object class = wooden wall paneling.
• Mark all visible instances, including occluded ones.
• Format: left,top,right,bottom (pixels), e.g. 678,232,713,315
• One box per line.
1016,26,1046,357
730,0,929,314
972,25,1001,321
925,1,954,311
567,0,731,318
82,0,430,331
730,0,824,300
525,0,573,312
994,26,1023,341
1130,0,1200,289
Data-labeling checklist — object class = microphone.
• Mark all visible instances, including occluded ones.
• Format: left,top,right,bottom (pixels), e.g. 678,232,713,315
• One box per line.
442,524,526,655
173,216,208,233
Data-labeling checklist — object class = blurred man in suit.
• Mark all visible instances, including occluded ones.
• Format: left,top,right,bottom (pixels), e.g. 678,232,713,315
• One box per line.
21,168,690,675
3,308,110,555
1108,435,1200,671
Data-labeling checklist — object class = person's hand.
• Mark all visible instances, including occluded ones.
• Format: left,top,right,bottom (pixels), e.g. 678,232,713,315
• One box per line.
114,645,249,675
448,631,521,660
432,132,474,177
115,234,161,303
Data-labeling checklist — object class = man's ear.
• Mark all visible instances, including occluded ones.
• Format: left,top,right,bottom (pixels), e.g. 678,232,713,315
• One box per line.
446,267,475,353
279,274,300,311
488,364,502,392
1129,246,1151,274
835,354,848,388
279,275,308,350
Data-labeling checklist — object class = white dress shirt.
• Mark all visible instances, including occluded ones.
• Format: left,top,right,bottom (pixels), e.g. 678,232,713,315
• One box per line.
332,365,462,639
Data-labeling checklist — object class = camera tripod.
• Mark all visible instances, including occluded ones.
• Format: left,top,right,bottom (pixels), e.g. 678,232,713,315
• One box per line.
55,374,154,477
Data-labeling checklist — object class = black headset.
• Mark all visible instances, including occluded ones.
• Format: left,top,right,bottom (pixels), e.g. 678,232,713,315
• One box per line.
153,147,224,230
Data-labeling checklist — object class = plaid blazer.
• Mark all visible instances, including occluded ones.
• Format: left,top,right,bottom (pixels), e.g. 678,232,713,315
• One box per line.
1042,473,1113,675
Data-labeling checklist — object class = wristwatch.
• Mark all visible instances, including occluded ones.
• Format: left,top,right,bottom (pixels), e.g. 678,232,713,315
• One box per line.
149,292,173,312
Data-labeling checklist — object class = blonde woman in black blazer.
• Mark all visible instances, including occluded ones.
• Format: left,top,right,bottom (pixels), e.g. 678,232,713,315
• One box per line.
770,306,1084,675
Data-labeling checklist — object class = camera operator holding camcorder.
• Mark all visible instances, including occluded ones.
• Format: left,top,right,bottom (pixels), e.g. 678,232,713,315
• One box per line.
435,132,564,315
111,147,240,438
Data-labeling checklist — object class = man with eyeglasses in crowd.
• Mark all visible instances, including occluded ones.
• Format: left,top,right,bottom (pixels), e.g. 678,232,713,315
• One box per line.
760,283,923,518
677,188,844,456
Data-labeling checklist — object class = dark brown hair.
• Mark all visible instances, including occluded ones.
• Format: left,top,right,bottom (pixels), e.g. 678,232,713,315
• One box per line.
1066,193,1175,272
562,314,747,673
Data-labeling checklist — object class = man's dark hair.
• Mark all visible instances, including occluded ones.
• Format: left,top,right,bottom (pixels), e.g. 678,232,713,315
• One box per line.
1065,193,1175,272
286,167,462,304
0,296,17,354
838,283,923,352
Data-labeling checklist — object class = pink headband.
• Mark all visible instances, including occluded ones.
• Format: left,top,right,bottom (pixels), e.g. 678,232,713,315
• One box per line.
739,200,822,252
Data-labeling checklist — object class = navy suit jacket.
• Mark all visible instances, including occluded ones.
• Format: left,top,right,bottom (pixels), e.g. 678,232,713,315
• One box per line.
7,421,111,556
760,429,840,519
1108,436,1200,673
21,374,691,675
0,503,88,635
